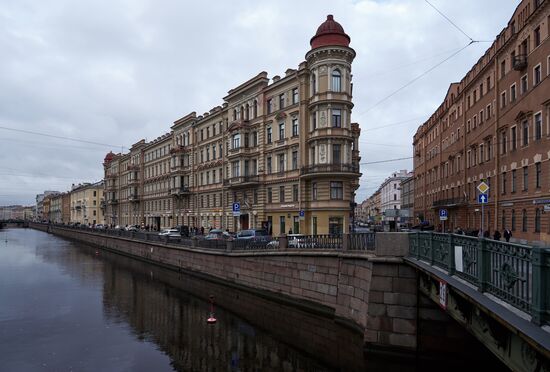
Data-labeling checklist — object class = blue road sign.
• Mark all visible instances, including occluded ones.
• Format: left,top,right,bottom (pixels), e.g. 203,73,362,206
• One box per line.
478,194,488,204
439,209,448,218
232,202,241,216
299,210,305,217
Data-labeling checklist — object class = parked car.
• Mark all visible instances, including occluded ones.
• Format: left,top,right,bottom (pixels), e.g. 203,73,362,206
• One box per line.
158,229,181,237
235,229,271,242
95,224,105,229
125,225,139,231
114,225,123,230
204,229,225,240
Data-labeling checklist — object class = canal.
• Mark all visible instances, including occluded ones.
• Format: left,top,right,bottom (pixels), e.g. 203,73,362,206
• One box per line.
0,228,504,371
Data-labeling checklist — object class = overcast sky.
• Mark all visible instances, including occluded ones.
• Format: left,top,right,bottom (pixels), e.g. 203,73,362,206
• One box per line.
0,0,519,206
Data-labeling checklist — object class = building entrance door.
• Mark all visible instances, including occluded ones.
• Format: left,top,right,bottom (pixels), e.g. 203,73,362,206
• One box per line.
240,214,249,230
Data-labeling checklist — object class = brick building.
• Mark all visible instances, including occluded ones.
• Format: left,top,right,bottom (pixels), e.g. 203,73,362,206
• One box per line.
413,0,550,242
103,15,361,234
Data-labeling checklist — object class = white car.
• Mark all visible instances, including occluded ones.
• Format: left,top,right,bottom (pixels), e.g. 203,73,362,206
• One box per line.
266,234,316,248
158,229,180,237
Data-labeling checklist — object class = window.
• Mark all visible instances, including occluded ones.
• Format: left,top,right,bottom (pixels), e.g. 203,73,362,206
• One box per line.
329,217,343,235
232,133,241,149
292,88,298,104
279,122,285,140
536,162,541,188
332,144,341,164
332,69,341,92
279,186,285,202
534,112,542,140
521,74,528,94
253,100,258,118
292,151,298,170
511,209,516,231
311,72,317,94
252,131,258,147
266,156,272,174
312,112,317,130
266,127,272,144
267,187,272,203
293,184,298,202
510,84,516,102
500,91,506,108
500,59,506,78
278,154,285,173
534,64,541,85
232,161,240,177
332,109,341,127
330,181,343,199
487,104,492,119
522,209,527,232
521,120,529,146
523,166,528,191
502,172,507,194
292,118,299,136
511,126,517,150
534,26,541,47
501,131,507,154
279,216,286,235
279,93,285,109
535,208,541,233
501,210,506,230
511,169,517,193
312,182,318,200
267,99,273,114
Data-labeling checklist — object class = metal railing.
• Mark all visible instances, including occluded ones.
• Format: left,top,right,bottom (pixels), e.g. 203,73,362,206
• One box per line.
300,164,359,175
409,232,550,325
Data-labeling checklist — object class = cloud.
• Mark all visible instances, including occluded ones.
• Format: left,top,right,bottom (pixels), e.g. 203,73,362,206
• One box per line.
0,0,518,205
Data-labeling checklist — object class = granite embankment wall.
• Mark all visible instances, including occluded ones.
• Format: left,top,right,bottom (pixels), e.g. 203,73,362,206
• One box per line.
30,223,418,350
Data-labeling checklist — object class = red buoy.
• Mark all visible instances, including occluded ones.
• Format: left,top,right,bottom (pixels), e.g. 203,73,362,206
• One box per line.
207,295,217,324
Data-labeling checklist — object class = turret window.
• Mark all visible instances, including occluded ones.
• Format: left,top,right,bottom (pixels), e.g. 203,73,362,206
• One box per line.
332,109,342,127
332,69,341,92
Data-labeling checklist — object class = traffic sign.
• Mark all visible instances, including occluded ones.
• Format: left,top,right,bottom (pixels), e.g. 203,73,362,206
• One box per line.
478,194,488,204
232,202,241,217
477,181,489,194
439,209,448,221
299,209,305,220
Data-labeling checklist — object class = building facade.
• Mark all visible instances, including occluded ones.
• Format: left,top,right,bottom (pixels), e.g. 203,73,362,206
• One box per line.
103,15,361,235
379,170,412,226
413,0,550,242
70,182,105,225
400,175,415,228
50,193,63,224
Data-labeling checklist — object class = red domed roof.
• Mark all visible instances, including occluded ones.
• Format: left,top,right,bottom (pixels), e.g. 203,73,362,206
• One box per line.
310,15,351,49
104,151,115,164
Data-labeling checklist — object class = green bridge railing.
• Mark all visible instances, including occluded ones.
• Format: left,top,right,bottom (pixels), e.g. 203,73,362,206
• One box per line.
409,232,550,326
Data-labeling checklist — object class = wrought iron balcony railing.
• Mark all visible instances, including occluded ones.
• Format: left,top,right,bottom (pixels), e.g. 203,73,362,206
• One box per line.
300,164,360,176
512,54,527,71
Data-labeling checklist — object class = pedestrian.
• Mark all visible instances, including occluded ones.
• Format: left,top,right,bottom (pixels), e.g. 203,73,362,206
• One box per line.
493,230,501,241
503,228,512,242
483,230,490,238
288,228,293,235
200,226,205,235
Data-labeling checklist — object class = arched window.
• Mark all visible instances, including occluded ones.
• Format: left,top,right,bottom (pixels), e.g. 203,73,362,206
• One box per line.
253,100,258,118
240,106,244,120
233,109,237,121
312,72,317,94
332,69,341,92
535,208,541,232
522,209,527,232
245,103,250,120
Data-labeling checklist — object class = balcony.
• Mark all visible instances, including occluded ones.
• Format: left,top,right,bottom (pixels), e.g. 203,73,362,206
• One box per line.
227,175,259,188
300,164,360,178
128,193,139,202
127,164,139,171
170,145,190,154
227,146,258,159
128,178,139,186
512,54,527,71
170,186,191,196
105,173,117,179
108,198,118,205
100,201,106,209
431,197,467,208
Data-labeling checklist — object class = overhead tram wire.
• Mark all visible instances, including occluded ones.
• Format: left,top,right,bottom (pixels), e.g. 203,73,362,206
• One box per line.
424,0,474,42
0,126,127,150
359,156,413,166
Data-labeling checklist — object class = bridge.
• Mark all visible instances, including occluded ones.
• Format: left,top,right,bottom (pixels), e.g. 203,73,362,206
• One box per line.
0,219,29,229
26,222,550,370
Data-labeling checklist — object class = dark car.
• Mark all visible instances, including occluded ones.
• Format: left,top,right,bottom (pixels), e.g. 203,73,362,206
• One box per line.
235,229,271,242
173,225,190,237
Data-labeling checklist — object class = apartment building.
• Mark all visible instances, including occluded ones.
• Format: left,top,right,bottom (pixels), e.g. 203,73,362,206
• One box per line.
70,182,105,225
103,15,361,234
400,175,415,228
413,0,550,242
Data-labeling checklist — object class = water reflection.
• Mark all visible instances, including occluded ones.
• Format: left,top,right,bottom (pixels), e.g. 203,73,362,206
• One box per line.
9,228,370,371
